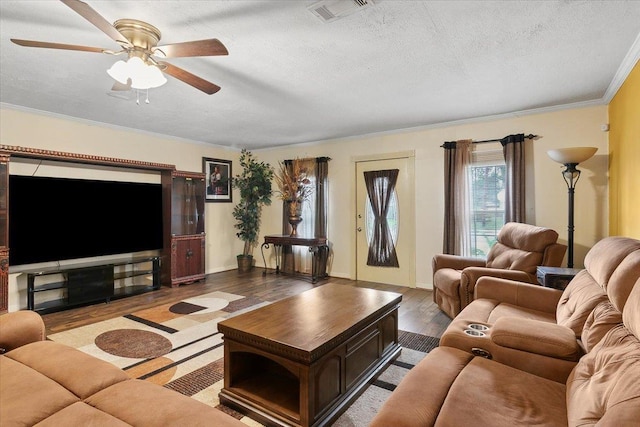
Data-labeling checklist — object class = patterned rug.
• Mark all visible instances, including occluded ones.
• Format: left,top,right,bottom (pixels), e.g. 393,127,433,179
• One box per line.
48,291,439,426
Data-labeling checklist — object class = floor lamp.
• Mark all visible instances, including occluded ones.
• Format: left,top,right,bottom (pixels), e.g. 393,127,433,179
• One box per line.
547,147,597,268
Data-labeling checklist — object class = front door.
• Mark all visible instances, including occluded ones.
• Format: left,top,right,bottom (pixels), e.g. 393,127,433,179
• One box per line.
355,156,415,287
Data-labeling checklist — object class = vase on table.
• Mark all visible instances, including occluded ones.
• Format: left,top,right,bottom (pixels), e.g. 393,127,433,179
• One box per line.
287,199,303,236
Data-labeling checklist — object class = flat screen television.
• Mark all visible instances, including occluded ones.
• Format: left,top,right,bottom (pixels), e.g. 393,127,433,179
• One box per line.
9,174,164,267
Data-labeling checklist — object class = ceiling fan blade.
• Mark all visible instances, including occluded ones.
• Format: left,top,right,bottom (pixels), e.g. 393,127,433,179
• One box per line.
11,39,106,53
60,0,130,46
158,61,221,95
154,39,228,58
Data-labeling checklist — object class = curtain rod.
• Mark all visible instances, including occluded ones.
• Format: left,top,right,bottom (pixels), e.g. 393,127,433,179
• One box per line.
440,133,537,148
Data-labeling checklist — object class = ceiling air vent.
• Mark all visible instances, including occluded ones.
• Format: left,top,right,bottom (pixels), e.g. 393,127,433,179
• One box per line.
308,0,376,23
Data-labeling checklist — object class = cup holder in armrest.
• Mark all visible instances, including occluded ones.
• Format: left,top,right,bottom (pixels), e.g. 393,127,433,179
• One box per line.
468,324,489,331
464,329,486,337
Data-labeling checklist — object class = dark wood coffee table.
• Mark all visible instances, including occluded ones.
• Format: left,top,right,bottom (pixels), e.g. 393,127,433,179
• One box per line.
217,283,402,427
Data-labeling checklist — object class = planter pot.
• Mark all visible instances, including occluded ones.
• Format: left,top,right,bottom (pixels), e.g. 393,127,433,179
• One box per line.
237,255,253,273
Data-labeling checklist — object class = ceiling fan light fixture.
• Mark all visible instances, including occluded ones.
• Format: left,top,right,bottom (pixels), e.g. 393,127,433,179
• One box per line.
128,57,166,89
106,59,129,84
107,56,167,90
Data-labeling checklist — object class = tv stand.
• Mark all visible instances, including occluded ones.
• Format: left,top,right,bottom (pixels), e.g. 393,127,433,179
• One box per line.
24,256,161,314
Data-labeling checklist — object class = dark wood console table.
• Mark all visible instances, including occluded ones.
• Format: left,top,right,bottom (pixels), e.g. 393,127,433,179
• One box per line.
261,234,328,283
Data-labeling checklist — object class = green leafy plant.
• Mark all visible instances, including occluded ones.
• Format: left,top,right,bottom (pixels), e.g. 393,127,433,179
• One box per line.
232,149,274,257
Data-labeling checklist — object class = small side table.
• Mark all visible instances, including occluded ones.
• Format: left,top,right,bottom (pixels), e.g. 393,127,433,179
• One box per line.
536,266,582,290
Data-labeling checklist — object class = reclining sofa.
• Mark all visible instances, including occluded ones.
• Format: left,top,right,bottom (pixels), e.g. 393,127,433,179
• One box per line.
371,236,640,426
0,311,245,426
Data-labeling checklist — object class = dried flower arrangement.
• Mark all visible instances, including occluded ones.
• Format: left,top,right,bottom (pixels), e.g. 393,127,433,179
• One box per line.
274,158,314,217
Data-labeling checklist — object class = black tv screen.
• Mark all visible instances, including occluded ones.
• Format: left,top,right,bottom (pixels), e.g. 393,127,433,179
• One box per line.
9,175,164,266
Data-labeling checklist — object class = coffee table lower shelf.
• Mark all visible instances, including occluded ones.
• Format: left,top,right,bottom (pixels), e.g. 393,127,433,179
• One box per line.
219,342,400,427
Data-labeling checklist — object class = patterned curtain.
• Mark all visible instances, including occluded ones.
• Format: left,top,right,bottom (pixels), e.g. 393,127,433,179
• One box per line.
501,133,526,223
364,169,399,267
442,140,472,255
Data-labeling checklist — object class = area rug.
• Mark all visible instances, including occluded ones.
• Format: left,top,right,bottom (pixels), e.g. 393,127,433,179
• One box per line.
48,291,439,426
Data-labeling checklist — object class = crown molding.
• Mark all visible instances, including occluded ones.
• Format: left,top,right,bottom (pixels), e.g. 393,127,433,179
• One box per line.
276,99,606,150
603,31,640,102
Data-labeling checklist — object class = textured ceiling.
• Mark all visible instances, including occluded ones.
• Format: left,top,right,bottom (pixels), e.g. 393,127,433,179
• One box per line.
1,0,639,150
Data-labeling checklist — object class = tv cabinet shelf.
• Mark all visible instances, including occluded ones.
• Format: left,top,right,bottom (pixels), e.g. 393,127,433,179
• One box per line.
24,256,160,314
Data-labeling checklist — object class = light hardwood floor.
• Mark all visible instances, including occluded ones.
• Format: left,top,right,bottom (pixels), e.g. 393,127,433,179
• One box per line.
42,268,452,338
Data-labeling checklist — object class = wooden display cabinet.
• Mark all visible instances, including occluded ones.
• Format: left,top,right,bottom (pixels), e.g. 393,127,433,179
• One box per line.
169,171,206,287
0,145,176,312
0,146,209,308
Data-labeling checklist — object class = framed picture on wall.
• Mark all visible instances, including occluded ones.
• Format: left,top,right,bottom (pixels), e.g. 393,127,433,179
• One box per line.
203,158,232,202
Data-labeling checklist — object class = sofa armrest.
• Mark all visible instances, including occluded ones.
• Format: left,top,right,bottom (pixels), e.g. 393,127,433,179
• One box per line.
492,317,581,361
475,277,563,314
460,267,534,306
432,253,486,272
0,311,46,353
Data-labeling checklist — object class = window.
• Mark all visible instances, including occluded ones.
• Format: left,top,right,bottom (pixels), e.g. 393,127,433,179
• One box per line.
468,150,505,257
298,174,317,238
365,185,399,247
292,174,317,273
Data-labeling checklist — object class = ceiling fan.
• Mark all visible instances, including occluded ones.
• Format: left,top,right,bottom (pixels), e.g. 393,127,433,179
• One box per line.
10,0,228,95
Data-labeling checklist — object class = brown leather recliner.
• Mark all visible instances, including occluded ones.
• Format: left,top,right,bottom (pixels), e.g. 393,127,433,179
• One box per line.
438,236,640,382
432,222,567,318
370,273,640,427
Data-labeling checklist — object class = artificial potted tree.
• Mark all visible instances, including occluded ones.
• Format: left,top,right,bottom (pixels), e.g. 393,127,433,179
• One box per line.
232,149,274,272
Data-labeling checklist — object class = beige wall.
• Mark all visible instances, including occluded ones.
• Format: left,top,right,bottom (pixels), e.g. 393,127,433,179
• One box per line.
257,105,609,288
0,107,241,311
0,103,609,309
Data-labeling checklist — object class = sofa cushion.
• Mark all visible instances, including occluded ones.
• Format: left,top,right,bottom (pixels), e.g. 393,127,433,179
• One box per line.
1,340,247,427
87,379,239,427
444,297,556,337
485,244,543,273
485,223,558,273
566,324,640,426
494,222,560,253
369,347,474,426
623,279,640,340
4,341,130,399
583,237,640,292
369,346,567,426
564,277,640,426
581,300,622,353
34,402,131,427
439,354,566,426
0,355,80,426
556,270,608,337
606,250,640,312
487,302,556,324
